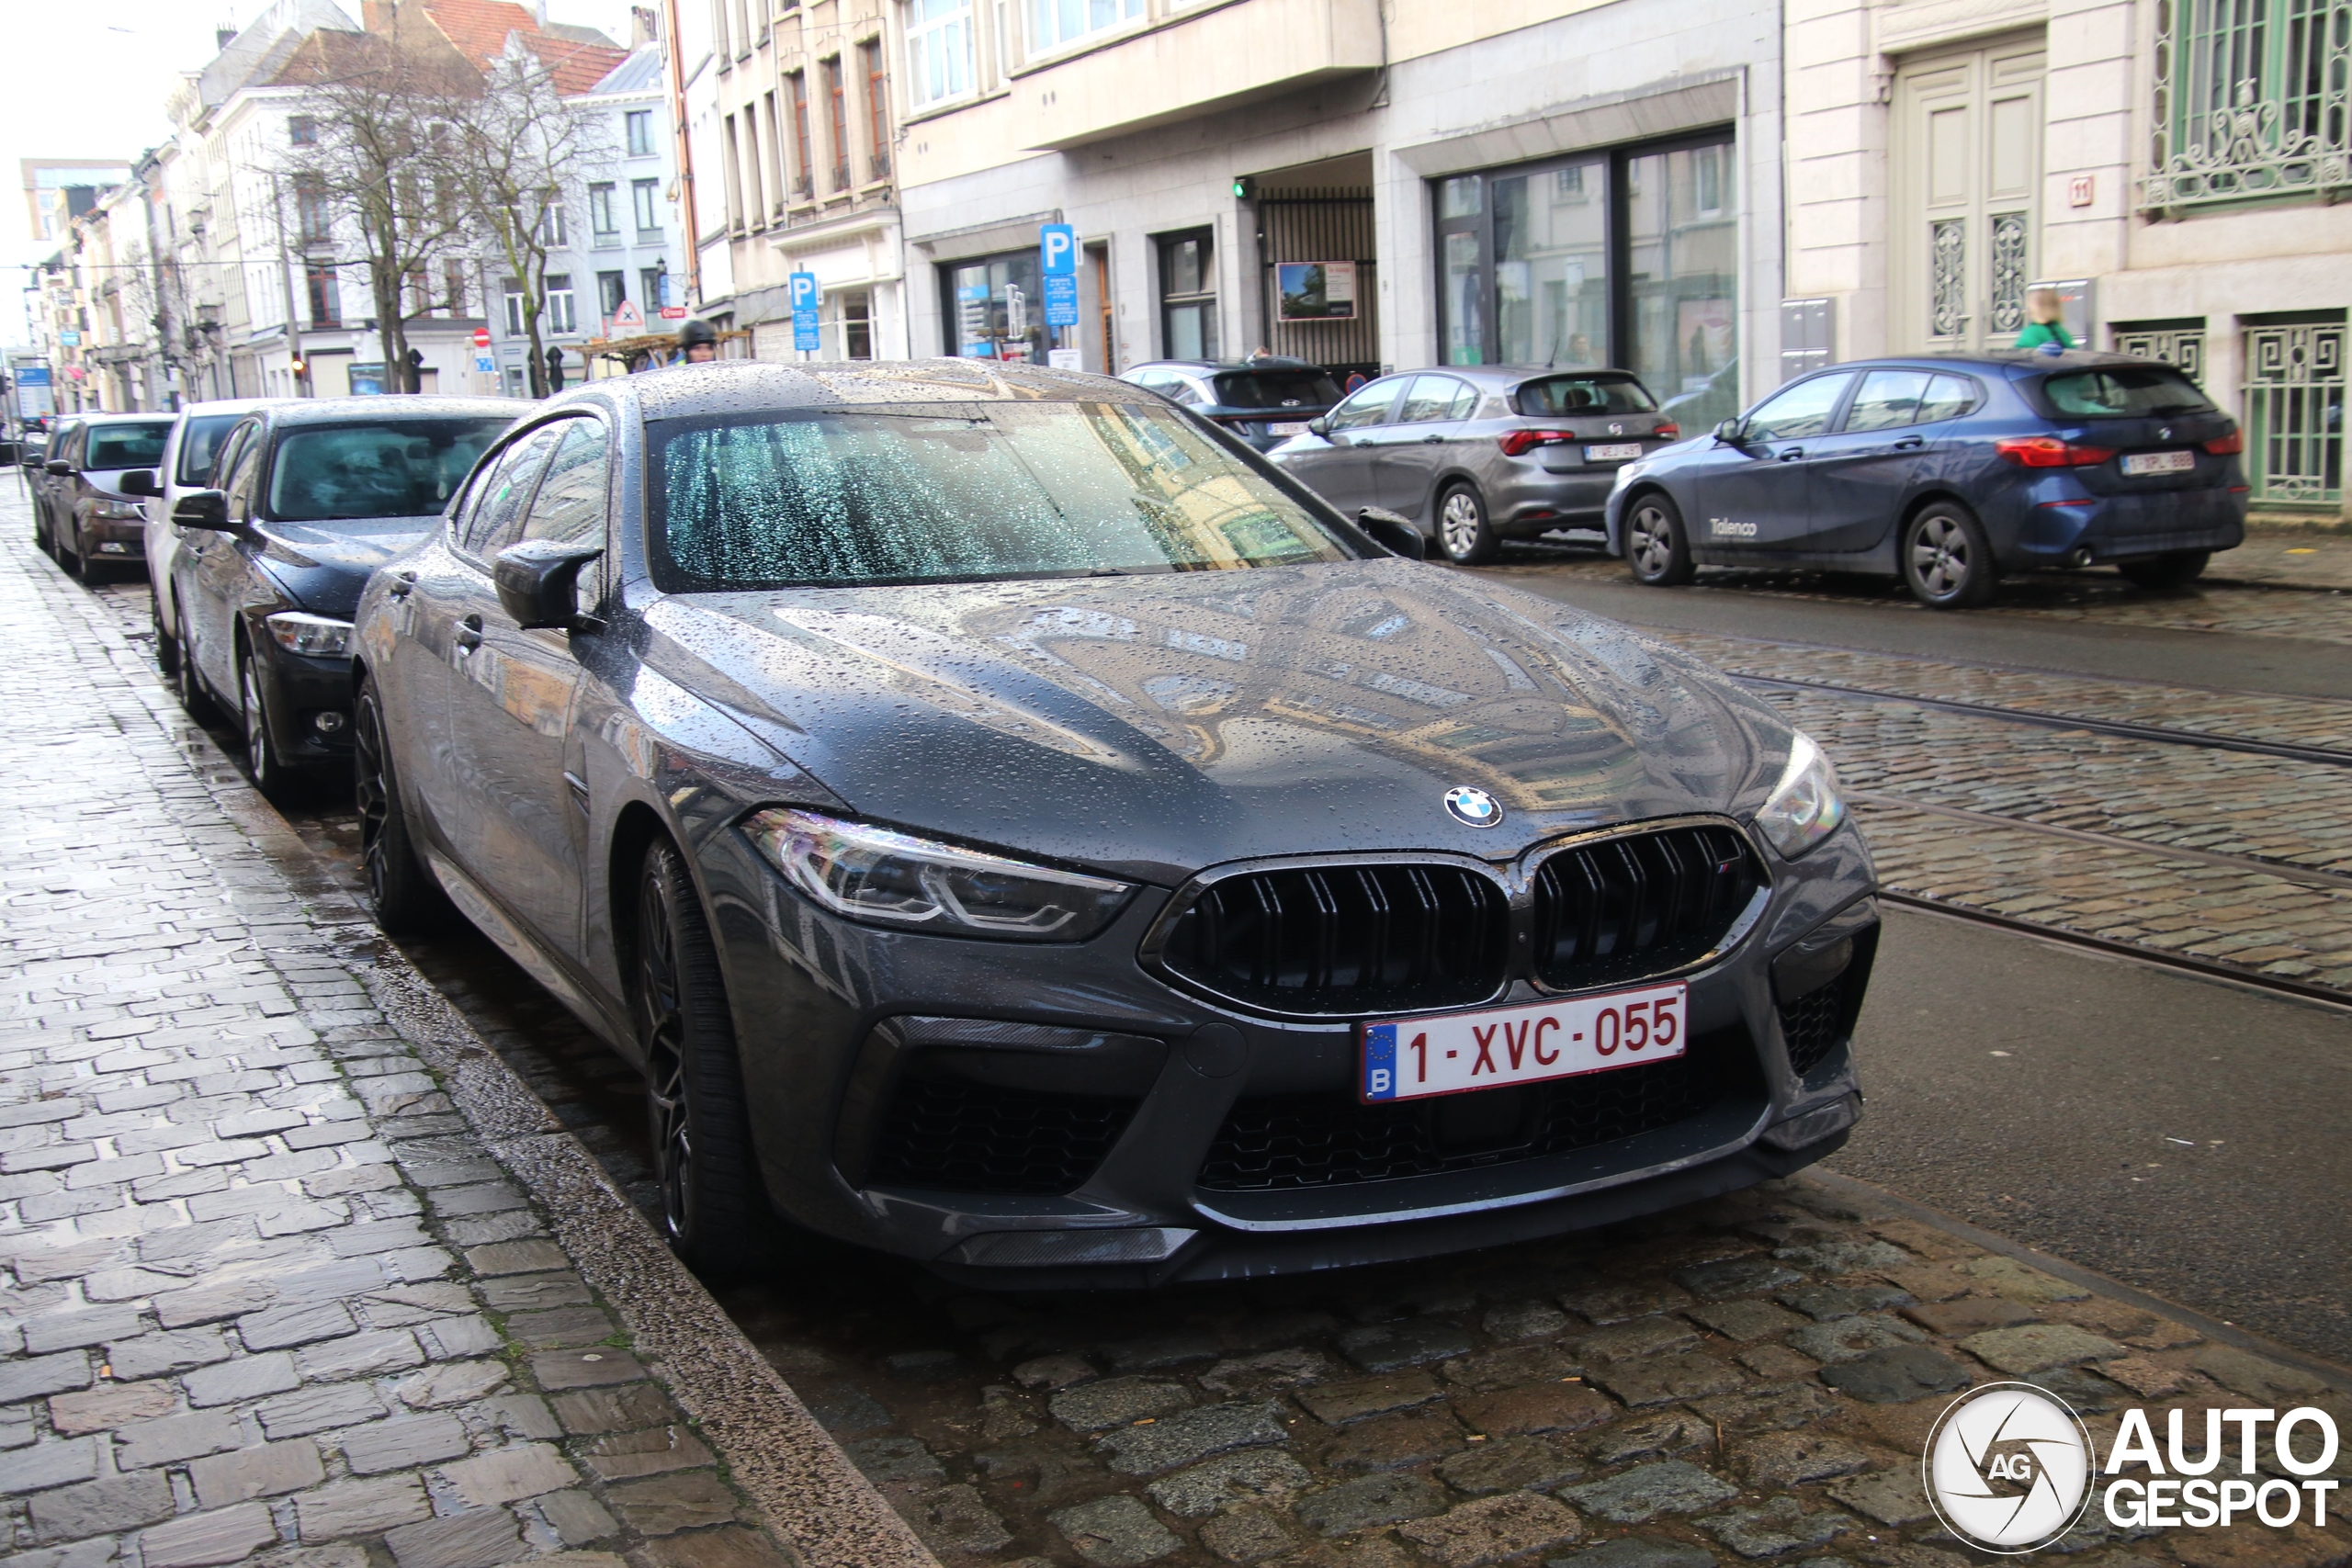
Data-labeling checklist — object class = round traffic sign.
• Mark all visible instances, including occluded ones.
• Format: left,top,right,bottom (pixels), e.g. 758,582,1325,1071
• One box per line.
471,327,492,348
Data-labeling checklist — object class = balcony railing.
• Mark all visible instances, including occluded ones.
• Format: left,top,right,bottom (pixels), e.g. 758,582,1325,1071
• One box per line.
2141,0,2352,210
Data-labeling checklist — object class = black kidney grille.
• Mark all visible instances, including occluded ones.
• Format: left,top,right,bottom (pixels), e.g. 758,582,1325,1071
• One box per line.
1531,824,1761,990
1197,1025,1758,1191
1159,863,1510,1014
865,1077,1138,1195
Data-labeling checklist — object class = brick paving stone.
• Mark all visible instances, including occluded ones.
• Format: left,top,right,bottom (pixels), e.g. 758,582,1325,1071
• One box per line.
338,1414,474,1474
603,1470,741,1534
1396,1492,1581,1568
382,1506,524,1568
0,1437,100,1492
135,1501,280,1568
1095,1399,1289,1474
1050,1492,1183,1565
1563,1461,1739,1523
111,1409,243,1470
188,1438,327,1506
294,1475,434,1541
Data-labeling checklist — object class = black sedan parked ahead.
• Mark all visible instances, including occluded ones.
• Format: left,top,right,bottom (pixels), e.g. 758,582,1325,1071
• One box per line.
352,361,1878,1286
1603,351,2247,607
163,397,517,799
1120,356,1343,451
37,412,173,579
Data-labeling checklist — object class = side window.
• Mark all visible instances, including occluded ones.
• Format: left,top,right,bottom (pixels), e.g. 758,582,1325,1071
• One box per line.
220,433,265,520
1167,378,1205,407
1396,375,1471,424
460,426,564,559
1326,378,1403,432
1126,369,1173,395
1446,381,1484,422
1918,374,1979,423
1844,370,1932,433
1743,373,1854,443
521,422,610,545
209,423,254,491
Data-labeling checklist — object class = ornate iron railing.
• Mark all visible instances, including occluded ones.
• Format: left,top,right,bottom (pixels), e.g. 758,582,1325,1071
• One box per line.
2142,0,2352,209
2239,323,2346,504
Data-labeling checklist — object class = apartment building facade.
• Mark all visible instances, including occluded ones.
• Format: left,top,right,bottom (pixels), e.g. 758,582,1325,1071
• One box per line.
1787,0,2350,513
871,0,1783,432
688,0,910,360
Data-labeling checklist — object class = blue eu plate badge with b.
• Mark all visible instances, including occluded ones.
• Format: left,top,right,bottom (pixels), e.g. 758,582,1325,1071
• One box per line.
1362,1023,1398,1101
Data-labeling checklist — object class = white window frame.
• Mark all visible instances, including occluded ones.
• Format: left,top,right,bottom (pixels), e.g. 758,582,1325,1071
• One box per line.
632,178,662,234
1029,0,1145,56
906,0,974,109
543,275,577,334
625,109,654,157
589,183,619,237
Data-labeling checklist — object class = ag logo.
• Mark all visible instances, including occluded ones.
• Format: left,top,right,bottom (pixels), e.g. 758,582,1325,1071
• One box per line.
1609,423,1624,435
1442,786,1502,829
1924,1382,2095,1553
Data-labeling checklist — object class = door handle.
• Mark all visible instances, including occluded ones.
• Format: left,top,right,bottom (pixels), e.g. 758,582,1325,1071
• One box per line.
454,615,483,652
385,570,416,601
1893,436,1925,450
1776,447,1805,461
1421,434,1444,444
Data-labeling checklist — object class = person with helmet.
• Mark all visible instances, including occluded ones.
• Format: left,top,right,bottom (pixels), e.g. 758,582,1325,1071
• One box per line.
676,319,718,364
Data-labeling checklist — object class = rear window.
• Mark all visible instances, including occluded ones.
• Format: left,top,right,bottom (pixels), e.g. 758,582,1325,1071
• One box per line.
86,422,173,470
650,400,1361,591
1209,370,1343,409
175,413,248,485
1512,375,1658,417
266,417,514,522
2041,367,2215,418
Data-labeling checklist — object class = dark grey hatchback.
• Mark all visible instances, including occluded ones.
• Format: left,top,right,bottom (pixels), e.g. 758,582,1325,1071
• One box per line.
352,361,1878,1286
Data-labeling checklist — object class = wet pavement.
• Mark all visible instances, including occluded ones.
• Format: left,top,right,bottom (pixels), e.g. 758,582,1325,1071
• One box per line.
19,491,2352,1568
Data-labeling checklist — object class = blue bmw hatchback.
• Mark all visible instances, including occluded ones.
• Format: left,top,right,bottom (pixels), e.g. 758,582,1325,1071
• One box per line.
1602,352,2247,607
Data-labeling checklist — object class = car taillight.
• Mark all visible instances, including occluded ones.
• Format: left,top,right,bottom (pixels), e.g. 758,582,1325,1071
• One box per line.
1498,429,1577,457
2202,428,2244,456
1654,423,1679,440
1996,435,2116,468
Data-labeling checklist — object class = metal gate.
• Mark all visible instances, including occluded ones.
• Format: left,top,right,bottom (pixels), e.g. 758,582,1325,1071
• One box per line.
1256,190,1377,380
2240,322,2345,505
2112,321,2207,384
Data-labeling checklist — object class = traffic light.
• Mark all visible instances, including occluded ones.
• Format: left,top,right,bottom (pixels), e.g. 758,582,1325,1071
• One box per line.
1233,175,1255,200
289,354,307,379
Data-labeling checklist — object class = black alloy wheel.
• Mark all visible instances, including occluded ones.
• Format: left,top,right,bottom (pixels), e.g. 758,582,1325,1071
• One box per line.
2118,550,2211,590
354,676,445,933
172,611,217,722
1901,502,1998,609
1437,481,1499,565
238,648,297,804
151,595,179,679
1625,491,1696,586
636,840,771,1278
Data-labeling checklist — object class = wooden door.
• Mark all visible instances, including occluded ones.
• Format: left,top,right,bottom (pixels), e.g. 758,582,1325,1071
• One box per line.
1890,41,2044,354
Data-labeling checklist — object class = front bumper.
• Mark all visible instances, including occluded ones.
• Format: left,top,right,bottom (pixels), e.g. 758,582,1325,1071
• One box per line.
254,638,358,773
78,514,149,559
699,816,1879,1285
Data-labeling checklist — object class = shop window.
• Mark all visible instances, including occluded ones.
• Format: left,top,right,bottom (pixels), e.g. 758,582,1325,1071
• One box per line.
1627,142,1737,429
944,250,1045,363
1492,158,1607,368
1157,230,1217,360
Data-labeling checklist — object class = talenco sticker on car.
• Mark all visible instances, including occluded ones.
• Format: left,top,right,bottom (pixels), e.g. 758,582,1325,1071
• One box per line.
1443,786,1502,828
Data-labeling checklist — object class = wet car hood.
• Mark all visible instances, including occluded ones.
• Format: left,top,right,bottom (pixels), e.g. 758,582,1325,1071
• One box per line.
639,559,1789,886
261,515,441,619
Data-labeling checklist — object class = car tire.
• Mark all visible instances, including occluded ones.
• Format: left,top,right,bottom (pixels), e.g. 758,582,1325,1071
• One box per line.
1436,482,1498,565
173,608,218,722
1900,502,1998,609
56,524,86,581
2118,549,2211,590
354,675,447,934
238,647,299,805
152,595,180,679
1624,491,1696,586
636,839,775,1279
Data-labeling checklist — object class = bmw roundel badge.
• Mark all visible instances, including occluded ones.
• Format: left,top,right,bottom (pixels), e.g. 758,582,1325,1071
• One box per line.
1443,786,1503,829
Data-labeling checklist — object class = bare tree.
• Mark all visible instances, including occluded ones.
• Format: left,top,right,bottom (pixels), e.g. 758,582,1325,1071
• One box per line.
444,41,608,396
277,16,480,388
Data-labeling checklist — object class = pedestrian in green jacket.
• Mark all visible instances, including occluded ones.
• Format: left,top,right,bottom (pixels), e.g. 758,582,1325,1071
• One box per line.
2016,287,2075,350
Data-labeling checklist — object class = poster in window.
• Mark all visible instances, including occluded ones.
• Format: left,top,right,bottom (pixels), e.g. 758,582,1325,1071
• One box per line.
1277,261,1357,321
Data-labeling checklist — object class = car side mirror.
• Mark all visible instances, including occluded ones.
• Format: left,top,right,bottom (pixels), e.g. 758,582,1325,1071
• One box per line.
117,469,160,498
44,459,73,477
493,538,605,631
1306,416,1330,437
1356,507,1426,560
1713,419,1744,445
172,490,235,529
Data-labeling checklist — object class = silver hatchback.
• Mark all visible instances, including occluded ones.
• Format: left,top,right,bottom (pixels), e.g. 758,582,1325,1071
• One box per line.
1269,366,1681,563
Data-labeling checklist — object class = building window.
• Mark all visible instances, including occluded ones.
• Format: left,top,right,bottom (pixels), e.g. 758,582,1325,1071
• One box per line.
863,40,891,179
1626,142,1736,425
537,200,569,246
786,72,814,197
906,0,972,108
2145,0,2350,209
2240,317,2346,505
1157,230,1217,360
503,277,527,335
295,177,332,244
739,103,766,221
589,182,619,239
445,261,469,317
1031,0,1142,51
944,249,1044,362
823,57,851,190
641,265,669,311
544,274,577,334
598,270,627,319
288,115,318,146
626,108,654,157
305,265,340,327
633,178,662,234
722,113,745,226
762,91,785,212
835,288,873,358
2111,318,2207,384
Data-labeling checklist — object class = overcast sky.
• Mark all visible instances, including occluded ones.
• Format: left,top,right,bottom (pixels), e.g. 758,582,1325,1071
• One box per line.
3,0,637,344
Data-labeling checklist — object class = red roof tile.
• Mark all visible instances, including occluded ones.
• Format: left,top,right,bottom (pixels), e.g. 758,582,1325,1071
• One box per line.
413,0,628,95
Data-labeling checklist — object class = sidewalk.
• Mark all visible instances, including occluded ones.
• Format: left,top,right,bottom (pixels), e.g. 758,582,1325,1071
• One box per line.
0,507,933,1565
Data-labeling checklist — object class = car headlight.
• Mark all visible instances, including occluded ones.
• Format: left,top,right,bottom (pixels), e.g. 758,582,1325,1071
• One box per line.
1753,730,1847,859
742,807,1135,941
95,499,146,519
265,612,354,658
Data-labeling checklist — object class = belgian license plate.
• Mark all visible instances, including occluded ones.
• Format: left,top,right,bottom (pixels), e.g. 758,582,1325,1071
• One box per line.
1586,442,1645,462
2121,449,2196,476
1361,983,1688,1103
1269,422,1309,436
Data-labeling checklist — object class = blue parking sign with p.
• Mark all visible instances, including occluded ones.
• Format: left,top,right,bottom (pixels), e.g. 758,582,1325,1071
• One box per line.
1041,224,1080,328
789,272,822,351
